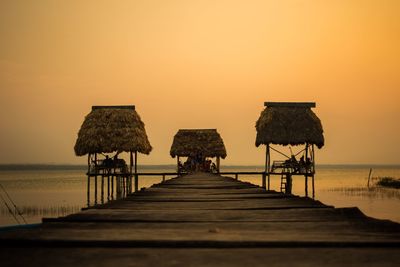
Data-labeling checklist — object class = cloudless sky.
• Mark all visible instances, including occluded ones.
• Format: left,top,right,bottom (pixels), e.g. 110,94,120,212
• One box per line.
0,0,399,165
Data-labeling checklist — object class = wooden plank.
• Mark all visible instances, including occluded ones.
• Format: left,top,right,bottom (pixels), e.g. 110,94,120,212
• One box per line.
1,247,400,267
2,221,399,243
2,247,400,267
42,207,373,224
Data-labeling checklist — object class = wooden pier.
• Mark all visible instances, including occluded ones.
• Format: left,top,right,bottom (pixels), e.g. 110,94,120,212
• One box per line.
1,172,400,266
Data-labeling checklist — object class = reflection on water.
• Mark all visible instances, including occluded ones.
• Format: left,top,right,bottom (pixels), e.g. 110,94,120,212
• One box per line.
0,205,82,217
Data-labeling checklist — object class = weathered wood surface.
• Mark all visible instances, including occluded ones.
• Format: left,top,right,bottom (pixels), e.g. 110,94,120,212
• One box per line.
1,173,400,266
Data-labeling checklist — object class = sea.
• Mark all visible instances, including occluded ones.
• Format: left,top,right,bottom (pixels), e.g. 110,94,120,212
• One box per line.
0,164,399,227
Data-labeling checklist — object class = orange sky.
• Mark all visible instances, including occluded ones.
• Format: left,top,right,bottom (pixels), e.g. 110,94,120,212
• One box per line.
0,0,399,165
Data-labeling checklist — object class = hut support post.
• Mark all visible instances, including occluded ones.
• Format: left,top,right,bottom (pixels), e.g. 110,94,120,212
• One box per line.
267,144,270,190
216,157,220,174
129,151,133,194
94,176,97,204
305,143,309,197
312,144,315,174
101,175,104,204
111,175,114,199
177,156,180,176
94,153,98,205
262,146,266,189
134,151,138,192
312,144,315,198
116,176,119,198
263,144,270,190
107,176,110,201
87,153,91,207
286,174,292,194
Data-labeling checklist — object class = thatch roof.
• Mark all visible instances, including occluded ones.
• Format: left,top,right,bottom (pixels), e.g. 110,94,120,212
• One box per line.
170,129,227,158
74,105,152,156
255,102,324,148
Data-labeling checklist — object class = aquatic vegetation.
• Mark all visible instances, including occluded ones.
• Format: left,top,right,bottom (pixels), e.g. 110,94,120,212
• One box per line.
327,186,400,200
376,177,400,189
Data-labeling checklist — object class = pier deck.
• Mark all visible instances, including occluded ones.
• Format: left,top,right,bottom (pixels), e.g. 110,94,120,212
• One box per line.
1,173,400,266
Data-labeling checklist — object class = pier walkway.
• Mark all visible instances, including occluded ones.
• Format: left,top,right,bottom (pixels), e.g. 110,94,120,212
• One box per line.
1,173,400,266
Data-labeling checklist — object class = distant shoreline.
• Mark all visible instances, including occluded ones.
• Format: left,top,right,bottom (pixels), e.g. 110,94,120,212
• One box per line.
0,164,399,171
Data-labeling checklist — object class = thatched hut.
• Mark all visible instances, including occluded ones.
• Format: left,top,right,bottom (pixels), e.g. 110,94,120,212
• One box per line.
75,105,152,194
255,102,324,197
170,129,227,173
74,105,152,156
256,102,324,148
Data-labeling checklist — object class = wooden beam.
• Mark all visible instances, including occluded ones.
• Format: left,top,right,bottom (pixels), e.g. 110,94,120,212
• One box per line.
264,102,316,108
92,105,135,110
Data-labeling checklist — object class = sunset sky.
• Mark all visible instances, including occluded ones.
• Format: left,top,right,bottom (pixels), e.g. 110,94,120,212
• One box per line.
0,0,399,165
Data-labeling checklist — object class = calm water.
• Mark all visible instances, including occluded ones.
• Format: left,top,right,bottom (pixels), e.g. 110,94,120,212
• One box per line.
0,165,399,227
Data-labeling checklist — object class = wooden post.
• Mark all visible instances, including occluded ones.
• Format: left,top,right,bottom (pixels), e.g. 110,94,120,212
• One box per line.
177,156,180,176
263,145,267,189
115,176,118,198
235,173,238,180
312,175,315,199
305,143,309,197
87,153,91,174
163,174,165,182
101,175,104,204
117,176,119,198
305,143,309,172
134,151,138,192
286,174,292,194
107,176,110,201
267,144,271,190
262,173,266,189
111,175,114,199
94,175,98,204
311,144,315,174
123,176,126,197
367,168,373,188
94,153,98,205
87,153,91,207
130,151,133,194
216,157,220,174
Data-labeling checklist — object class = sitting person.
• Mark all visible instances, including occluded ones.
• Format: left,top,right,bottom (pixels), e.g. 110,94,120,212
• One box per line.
103,155,113,167
299,156,306,173
210,162,217,173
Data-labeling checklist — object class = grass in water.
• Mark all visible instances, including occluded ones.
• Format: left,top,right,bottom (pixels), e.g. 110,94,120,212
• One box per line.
376,177,400,189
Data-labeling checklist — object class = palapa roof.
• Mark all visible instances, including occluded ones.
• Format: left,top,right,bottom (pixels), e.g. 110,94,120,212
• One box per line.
74,105,152,156
255,102,324,148
170,129,227,158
